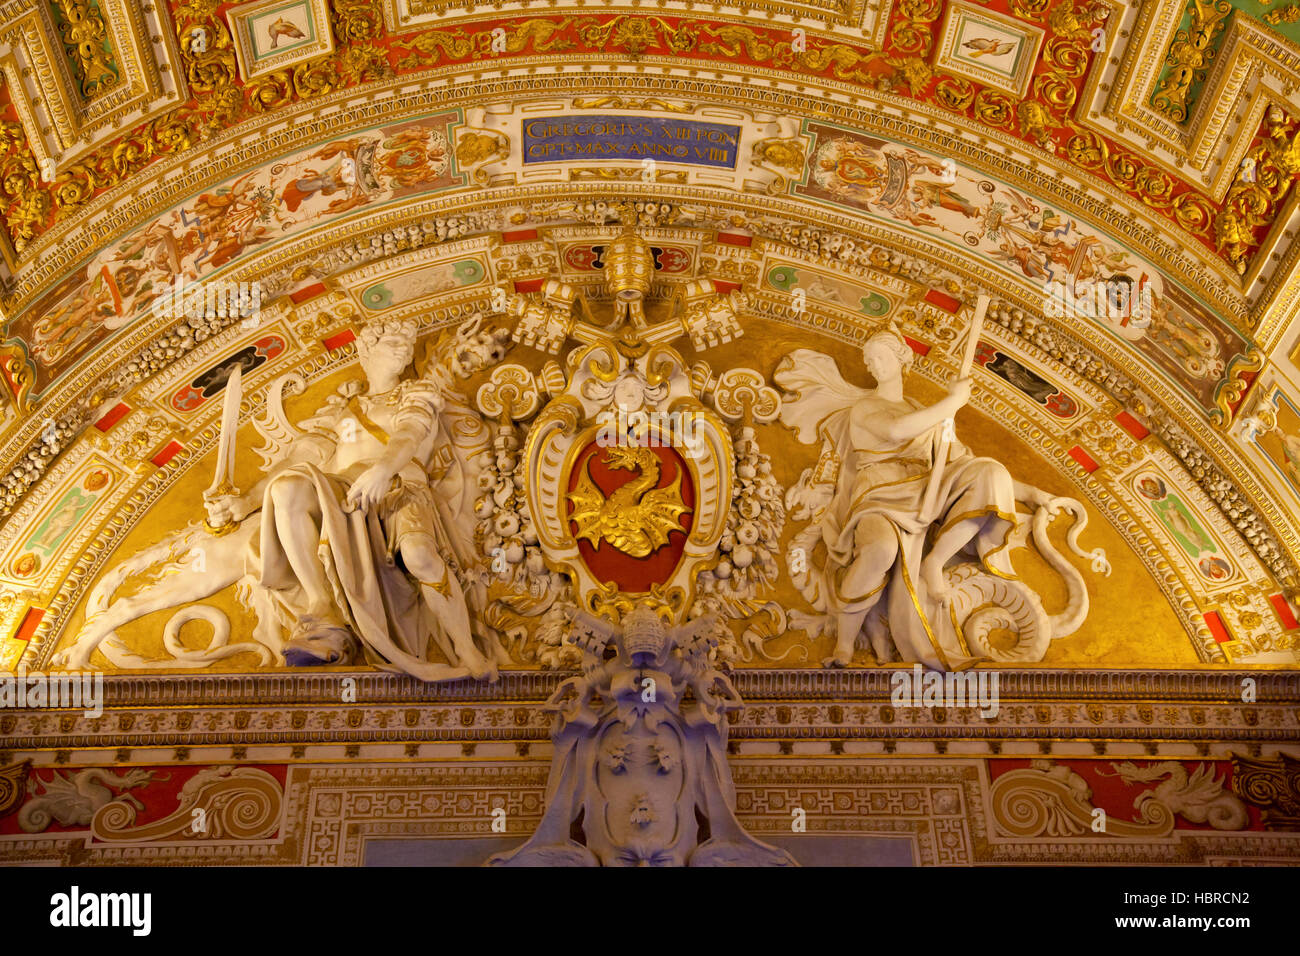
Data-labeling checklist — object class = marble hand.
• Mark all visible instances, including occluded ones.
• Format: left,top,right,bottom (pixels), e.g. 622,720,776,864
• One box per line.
346,464,397,512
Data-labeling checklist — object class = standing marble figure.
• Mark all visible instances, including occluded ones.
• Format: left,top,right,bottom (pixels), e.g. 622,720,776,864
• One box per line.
778,328,1031,670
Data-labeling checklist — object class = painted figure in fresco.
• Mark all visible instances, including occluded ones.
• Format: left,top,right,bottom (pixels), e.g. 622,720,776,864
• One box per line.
816,139,886,195
813,138,978,232
30,489,94,553
30,269,124,364
776,329,1109,671
280,127,447,215
1282,430,1300,487
802,274,842,302
209,316,499,678
281,140,370,214
1146,299,1224,379
376,127,449,188
26,123,452,382
1136,476,1166,500
185,174,280,270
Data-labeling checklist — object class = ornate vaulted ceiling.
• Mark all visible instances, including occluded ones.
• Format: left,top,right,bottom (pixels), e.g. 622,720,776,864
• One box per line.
2,0,1298,664
0,0,1298,871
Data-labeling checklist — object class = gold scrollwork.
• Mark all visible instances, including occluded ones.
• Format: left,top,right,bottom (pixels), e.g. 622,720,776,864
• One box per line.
1210,348,1266,430
1231,753,1300,828
1265,3,1300,24
571,96,691,112
331,0,385,43
0,340,37,412
0,120,49,255
476,364,541,423
0,761,29,816
973,89,1016,129
1215,107,1300,275
1008,0,1052,21
1151,0,1233,123
933,75,975,112
713,367,780,424
52,0,119,98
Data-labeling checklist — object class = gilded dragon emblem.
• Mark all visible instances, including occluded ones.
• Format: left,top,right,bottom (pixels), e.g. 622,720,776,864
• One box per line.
568,445,690,557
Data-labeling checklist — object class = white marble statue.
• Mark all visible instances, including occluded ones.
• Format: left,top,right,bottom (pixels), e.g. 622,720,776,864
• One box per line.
233,316,496,677
55,317,509,680
776,328,1108,670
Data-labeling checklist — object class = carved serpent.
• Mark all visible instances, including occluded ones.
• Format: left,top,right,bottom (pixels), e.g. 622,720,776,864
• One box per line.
946,493,1104,661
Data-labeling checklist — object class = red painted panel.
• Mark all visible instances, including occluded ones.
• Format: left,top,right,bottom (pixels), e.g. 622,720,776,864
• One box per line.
1114,411,1149,440
93,402,130,432
289,283,327,304
924,289,962,313
150,440,185,468
902,335,931,357
714,232,752,247
1067,445,1099,473
1203,611,1231,643
323,328,357,351
513,278,545,293
1269,594,1299,630
12,606,44,643
502,228,539,243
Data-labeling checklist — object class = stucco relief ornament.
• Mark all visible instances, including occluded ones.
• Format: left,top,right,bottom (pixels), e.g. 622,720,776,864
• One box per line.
776,324,1109,670
693,366,795,664
53,316,511,680
490,604,796,866
466,221,751,663
483,223,789,863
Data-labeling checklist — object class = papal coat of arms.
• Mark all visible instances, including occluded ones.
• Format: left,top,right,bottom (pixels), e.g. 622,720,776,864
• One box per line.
54,218,1109,866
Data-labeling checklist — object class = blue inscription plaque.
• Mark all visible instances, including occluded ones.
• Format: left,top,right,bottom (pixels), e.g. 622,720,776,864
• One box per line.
522,115,741,168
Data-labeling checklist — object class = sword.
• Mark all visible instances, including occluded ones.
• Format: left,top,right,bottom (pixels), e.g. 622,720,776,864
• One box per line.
203,364,242,534
919,295,988,523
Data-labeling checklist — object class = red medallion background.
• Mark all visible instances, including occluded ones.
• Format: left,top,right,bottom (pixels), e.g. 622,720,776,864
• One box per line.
566,442,695,593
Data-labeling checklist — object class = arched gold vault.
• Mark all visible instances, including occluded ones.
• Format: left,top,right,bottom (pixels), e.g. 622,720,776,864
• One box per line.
0,0,1296,660
0,0,1298,869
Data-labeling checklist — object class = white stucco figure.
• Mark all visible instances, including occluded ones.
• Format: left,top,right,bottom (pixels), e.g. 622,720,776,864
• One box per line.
229,316,493,677
55,317,510,680
777,328,1108,670
490,604,796,867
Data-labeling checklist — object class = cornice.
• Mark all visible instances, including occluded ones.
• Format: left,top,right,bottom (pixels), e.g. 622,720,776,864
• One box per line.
1,669,1295,758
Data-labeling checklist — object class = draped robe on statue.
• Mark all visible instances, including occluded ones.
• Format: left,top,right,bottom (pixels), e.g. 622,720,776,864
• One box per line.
248,379,481,680
777,350,1018,670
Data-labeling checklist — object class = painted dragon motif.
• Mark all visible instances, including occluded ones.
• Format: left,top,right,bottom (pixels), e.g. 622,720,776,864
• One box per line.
695,25,879,84
395,29,475,67
1104,761,1249,831
499,18,575,54
18,767,157,832
568,445,690,558
698,24,781,61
